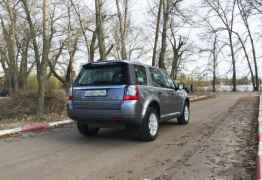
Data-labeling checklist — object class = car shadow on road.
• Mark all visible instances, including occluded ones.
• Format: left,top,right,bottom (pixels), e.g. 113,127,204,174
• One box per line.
76,119,181,142
35,118,183,146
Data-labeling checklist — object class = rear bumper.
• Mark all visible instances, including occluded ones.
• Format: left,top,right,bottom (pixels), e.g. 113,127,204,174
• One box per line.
67,100,143,126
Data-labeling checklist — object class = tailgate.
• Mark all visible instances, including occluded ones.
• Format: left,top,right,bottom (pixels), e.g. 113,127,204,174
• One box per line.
72,85,126,110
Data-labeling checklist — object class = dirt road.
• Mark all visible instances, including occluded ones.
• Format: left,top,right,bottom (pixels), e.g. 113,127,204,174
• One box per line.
0,93,258,180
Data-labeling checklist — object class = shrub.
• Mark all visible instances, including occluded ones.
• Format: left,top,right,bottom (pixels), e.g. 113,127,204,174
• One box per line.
27,75,63,91
0,90,66,120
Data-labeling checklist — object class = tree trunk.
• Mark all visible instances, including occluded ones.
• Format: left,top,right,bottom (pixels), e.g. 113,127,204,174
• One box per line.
170,51,179,79
212,36,217,93
228,32,237,92
158,0,169,70
95,0,106,60
237,0,259,91
0,52,10,91
19,35,30,90
89,31,97,62
152,0,163,66
246,27,259,91
115,0,128,59
1,0,19,95
123,0,129,58
65,38,78,92
233,31,256,91
37,0,49,116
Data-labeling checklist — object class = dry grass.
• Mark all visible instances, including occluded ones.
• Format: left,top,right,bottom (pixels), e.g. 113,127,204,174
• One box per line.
0,90,67,121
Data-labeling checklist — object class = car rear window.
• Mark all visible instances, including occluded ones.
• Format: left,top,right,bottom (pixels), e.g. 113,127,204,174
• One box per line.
75,64,129,86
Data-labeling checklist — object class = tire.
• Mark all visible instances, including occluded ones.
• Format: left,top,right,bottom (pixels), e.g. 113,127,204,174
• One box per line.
138,107,159,141
178,103,190,125
77,122,100,136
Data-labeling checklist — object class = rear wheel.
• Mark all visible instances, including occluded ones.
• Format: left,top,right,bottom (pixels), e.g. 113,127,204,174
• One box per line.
77,122,100,136
178,103,190,125
138,107,159,141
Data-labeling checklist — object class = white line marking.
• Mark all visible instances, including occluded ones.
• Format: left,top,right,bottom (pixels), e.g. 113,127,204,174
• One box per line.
0,119,74,138
48,119,74,128
0,127,22,137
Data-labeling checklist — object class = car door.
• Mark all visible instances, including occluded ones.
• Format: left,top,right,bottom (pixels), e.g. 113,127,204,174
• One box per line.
149,68,171,117
172,80,184,112
162,71,180,115
162,73,182,114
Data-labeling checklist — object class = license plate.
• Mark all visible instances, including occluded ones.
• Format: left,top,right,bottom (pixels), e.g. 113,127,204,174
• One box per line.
84,90,107,97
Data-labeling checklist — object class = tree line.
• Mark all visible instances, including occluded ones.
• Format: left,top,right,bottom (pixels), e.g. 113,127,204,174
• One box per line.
0,0,261,116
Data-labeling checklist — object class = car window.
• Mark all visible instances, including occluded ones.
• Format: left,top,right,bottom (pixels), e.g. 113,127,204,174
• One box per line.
172,80,178,89
75,64,128,86
134,65,147,85
162,72,175,89
149,68,169,88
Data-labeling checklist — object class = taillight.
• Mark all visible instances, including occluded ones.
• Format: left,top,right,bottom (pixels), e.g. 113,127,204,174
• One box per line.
68,87,74,101
123,85,140,101
68,96,74,101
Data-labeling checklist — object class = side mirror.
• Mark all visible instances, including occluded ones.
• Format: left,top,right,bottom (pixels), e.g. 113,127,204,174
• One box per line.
177,83,184,90
184,87,190,93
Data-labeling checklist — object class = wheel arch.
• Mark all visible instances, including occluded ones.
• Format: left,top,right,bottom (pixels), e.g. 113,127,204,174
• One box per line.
148,101,160,116
185,97,190,107
142,99,160,119
180,97,190,113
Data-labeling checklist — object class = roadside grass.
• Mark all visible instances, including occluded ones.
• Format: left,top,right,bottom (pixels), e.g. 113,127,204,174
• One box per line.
0,90,67,129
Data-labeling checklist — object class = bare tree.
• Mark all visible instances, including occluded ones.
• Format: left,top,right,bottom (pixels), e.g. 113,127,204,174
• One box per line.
203,0,238,91
169,21,185,79
246,0,262,14
0,0,18,94
20,0,50,116
211,35,218,92
158,0,171,69
158,0,183,70
232,30,256,90
69,0,97,62
18,30,32,90
198,35,220,93
115,0,129,59
237,0,259,91
37,0,49,115
49,2,80,91
95,0,106,60
152,0,163,66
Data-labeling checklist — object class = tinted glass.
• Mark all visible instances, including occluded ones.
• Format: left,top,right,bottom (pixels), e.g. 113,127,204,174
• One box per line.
163,72,175,88
172,80,178,89
75,64,128,86
149,68,169,88
134,65,147,85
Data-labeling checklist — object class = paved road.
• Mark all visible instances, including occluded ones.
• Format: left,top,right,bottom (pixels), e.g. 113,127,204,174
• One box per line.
0,93,253,180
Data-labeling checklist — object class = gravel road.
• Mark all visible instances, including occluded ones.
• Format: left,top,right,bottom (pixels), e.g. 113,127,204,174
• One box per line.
0,93,258,180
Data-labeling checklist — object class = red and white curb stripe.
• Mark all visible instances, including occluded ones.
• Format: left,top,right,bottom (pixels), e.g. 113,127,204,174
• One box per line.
0,119,73,138
257,96,262,180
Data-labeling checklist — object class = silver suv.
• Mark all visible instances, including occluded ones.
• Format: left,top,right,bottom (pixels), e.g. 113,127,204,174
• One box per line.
67,60,190,141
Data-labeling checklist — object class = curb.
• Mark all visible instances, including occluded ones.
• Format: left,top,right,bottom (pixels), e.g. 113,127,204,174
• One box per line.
190,95,212,102
0,119,73,138
0,95,209,139
257,95,262,180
